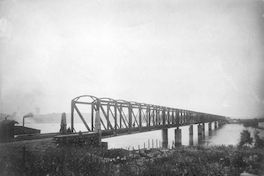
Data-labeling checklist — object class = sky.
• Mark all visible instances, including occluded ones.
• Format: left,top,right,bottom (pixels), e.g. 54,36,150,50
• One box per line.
0,0,264,118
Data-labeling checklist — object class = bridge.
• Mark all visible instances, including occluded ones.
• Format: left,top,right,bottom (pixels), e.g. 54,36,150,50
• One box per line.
67,95,228,148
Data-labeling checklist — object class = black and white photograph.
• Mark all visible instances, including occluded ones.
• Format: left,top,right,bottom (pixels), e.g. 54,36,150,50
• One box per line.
0,0,264,175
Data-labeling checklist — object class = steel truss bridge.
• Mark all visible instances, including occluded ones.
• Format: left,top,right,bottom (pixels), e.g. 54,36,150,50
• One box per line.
71,95,227,136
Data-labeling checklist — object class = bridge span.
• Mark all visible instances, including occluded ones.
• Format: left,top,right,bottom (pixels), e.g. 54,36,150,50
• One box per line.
68,95,227,147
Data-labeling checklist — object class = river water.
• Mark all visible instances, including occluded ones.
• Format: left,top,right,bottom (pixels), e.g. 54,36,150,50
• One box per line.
25,122,258,149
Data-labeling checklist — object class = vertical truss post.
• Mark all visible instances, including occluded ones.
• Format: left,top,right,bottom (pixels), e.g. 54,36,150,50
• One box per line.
159,109,162,125
71,100,74,131
187,111,189,123
178,109,181,125
155,108,158,125
183,110,185,124
147,106,150,126
166,109,169,125
120,105,122,128
187,112,190,124
180,110,183,125
160,109,163,125
167,109,170,125
156,109,160,125
151,107,156,126
173,110,175,124
183,111,186,124
176,109,179,126
150,108,152,126
162,108,166,126
128,103,132,129
139,104,142,128
107,103,110,130
91,103,94,131
114,102,117,130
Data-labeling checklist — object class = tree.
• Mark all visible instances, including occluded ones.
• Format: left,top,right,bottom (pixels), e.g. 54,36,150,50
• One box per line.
254,131,264,148
239,130,253,147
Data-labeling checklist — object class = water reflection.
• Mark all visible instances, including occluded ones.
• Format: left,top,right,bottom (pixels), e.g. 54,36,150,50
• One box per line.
103,123,247,149
205,124,245,146
27,122,247,149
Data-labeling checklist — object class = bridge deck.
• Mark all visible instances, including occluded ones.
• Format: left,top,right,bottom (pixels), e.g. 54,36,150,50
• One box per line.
70,95,227,136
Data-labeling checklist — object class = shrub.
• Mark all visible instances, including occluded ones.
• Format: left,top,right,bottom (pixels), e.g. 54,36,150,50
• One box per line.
254,131,264,148
239,130,253,147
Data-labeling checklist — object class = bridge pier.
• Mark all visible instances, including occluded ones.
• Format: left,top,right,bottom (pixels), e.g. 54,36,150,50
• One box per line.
174,127,182,146
60,113,67,134
208,122,212,136
202,123,205,138
214,121,218,129
208,122,212,131
189,125,193,146
218,121,224,128
162,128,168,148
198,124,203,144
95,110,102,145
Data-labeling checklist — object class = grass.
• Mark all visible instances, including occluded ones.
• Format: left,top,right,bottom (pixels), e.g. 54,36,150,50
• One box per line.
0,138,264,176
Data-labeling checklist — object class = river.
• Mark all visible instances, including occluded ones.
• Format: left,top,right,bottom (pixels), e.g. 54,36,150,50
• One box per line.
24,122,260,149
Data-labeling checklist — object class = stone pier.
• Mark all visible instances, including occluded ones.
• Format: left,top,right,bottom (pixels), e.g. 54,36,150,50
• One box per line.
208,122,212,136
189,125,193,136
162,128,168,148
202,123,205,138
218,121,224,128
59,112,67,134
198,124,203,144
95,110,102,145
214,121,217,129
208,122,212,131
189,125,194,146
174,127,182,146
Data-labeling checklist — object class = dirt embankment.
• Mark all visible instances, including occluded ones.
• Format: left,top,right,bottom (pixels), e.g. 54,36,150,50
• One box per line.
0,138,264,176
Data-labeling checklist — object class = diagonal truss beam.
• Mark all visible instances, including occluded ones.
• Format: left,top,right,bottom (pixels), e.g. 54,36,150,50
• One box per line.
71,95,228,133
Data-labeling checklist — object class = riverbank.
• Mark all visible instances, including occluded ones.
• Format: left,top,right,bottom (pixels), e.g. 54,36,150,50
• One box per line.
0,138,264,176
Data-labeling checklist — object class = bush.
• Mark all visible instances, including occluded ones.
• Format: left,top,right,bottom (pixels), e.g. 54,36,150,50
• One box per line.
254,131,264,148
239,130,253,147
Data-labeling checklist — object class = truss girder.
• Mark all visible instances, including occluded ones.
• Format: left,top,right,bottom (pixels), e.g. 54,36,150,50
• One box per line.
71,95,227,133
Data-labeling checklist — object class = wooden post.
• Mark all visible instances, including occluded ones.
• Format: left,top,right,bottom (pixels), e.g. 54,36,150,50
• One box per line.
148,139,150,149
